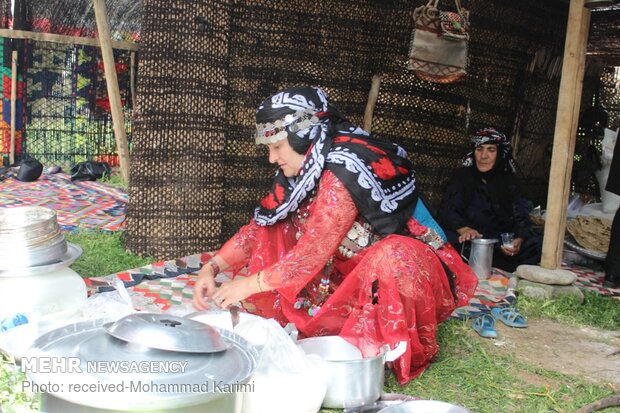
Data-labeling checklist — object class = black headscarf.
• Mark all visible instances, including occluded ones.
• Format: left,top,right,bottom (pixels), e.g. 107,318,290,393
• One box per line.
456,127,520,219
253,86,418,235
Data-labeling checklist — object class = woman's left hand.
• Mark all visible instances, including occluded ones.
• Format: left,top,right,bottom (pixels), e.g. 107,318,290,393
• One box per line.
501,237,523,257
210,275,257,309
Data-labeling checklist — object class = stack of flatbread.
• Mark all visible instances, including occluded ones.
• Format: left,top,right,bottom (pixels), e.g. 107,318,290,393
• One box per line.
566,215,612,254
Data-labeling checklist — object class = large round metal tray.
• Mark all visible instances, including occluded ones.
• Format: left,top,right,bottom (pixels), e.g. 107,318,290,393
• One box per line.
376,399,472,413
0,243,82,276
27,318,258,410
564,234,606,261
343,393,418,413
0,314,82,363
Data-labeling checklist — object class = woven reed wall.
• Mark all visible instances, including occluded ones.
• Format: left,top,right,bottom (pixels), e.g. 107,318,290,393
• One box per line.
125,0,229,258
127,0,568,259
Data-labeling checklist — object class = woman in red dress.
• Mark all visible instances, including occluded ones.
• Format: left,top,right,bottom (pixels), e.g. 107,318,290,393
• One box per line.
193,86,477,384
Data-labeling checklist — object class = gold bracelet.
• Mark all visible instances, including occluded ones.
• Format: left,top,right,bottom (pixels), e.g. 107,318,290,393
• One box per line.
207,260,220,275
256,271,264,293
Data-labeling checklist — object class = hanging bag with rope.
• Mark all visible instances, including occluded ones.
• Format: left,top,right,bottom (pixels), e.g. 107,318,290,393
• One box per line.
407,0,469,83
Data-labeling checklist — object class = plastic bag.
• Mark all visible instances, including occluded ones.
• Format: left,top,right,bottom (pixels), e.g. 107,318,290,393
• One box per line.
16,157,43,182
82,276,138,320
595,128,620,213
242,320,326,413
70,161,111,182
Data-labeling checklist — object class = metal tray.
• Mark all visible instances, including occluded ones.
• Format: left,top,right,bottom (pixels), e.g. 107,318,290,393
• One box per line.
564,234,606,261
27,318,258,410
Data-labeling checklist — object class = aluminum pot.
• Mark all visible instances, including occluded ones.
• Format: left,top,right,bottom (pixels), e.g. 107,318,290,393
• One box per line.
461,238,498,280
27,317,258,413
297,336,406,409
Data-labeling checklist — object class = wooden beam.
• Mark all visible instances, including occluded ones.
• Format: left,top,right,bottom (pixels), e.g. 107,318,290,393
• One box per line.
130,51,137,111
363,74,382,133
541,0,590,269
0,28,139,51
9,50,17,165
93,0,131,183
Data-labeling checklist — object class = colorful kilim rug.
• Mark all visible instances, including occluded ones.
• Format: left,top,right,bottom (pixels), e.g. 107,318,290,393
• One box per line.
84,253,620,318
0,172,126,232
82,253,510,317
451,269,517,320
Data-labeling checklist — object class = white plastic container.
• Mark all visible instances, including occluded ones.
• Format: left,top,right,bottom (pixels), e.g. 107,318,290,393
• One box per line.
0,266,87,319
0,243,86,321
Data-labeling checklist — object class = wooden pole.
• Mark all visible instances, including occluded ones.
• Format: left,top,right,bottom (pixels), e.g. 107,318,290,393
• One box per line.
93,0,131,183
130,51,137,111
0,28,138,51
9,50,18,165
541,0,590,269
363,74,382,133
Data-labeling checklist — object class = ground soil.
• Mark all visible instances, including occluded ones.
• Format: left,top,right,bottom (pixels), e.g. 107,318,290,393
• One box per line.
471,318,620,391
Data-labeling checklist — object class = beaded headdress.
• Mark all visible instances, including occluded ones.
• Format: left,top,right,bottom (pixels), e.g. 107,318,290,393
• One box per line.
255,108,320,145
253,86,419,236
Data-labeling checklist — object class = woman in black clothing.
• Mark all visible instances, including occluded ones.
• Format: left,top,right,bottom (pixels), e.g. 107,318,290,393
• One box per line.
438,127,542,273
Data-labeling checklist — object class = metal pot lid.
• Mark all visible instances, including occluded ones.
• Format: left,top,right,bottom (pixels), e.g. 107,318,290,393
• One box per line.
0,206,57,232
0,243,82,276
27,318,258,410
103,313,230,353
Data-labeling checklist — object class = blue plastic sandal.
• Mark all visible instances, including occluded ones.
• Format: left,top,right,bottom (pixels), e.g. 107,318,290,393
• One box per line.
491,306,528,328
472,314,497,338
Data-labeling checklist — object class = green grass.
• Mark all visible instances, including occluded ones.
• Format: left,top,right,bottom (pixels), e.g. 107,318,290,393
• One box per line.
320,315,620,413
382,320,618,413
2,229,620,412
518,291,620,331
65,230,154,277
0,357,38,413
100,172,128,190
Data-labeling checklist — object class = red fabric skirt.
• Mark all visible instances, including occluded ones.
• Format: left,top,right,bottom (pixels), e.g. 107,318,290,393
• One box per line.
244,229,478,384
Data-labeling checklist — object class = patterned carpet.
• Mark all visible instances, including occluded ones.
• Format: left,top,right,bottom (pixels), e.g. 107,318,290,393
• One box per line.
0,172,126,232
570,264,620,298
84,252,620,318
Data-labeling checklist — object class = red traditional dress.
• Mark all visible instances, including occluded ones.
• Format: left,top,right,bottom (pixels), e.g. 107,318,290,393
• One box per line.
217,170,478,384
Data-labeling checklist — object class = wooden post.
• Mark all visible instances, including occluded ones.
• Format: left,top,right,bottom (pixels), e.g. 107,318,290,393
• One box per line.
93,0,131,183
363,74,382,133
130,51,137,111
0,28,138,51
9,50,17,165
541,0,590,269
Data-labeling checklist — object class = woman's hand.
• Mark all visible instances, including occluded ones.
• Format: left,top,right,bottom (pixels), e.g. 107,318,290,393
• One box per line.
192,263,218,311
457,226,483,243
211,275,258,309
501,237,523,257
